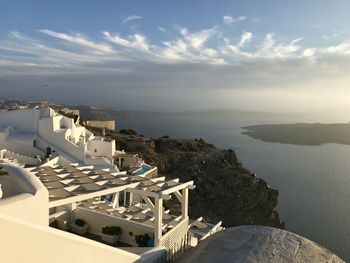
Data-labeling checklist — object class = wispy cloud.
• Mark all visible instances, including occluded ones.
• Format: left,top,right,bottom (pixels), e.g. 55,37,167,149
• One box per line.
320,40,350,55
222,31,253,57
2,23,350,113
122,15,143,24
103,32,151,52
223,15,246,25
254,33,303,59
322,28,348,40
0,21,350,79
180,27,217,50
159,27,224,64
39,29,113,53
239,31,253,47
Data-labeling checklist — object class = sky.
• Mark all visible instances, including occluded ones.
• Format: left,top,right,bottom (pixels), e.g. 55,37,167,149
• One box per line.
0,0,350,117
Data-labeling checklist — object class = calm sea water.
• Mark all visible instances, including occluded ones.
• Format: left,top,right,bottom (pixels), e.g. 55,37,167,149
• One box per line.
116,113,350,261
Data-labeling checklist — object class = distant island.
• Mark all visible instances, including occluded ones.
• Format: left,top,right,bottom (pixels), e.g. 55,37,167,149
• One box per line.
242,123,350,146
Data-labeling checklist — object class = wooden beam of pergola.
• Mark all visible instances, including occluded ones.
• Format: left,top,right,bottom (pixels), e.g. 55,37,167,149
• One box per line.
127,187,172,200
127,180,194,200
48,181,140,208
161,181,194,195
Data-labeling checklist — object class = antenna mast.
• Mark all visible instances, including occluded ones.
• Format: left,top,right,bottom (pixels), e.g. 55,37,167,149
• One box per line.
42,84,48,103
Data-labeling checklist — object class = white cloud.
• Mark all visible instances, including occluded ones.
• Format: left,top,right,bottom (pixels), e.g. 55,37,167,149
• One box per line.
161,39,188,60
1,24,350,78
3,31,110,64
158,27,223,64
3,26,350,114
320,40,350,55
239,32,253,47
180,27,217,50
39,29,113,53
103,32,151,52
322,28,348,40
223,15,246,25
122,15,143,24
301,48,316,58
104,27,221,64
221,32,253,57
254,33,302,59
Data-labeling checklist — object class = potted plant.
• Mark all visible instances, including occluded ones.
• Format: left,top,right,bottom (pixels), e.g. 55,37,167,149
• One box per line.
101,226,122,244
70,219,88,235
56,218,69,230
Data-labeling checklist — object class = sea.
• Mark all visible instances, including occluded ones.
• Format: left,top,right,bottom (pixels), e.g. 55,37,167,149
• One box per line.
116,111,350,261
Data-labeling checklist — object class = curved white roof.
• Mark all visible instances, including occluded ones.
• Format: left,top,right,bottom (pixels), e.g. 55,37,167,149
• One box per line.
180,225,345,263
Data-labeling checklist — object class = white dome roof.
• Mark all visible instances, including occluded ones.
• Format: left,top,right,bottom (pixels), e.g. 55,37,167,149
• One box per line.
181,226,344,263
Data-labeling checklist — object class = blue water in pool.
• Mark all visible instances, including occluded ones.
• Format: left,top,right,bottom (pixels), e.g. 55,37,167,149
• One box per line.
133,165,152,175
116,113,350,261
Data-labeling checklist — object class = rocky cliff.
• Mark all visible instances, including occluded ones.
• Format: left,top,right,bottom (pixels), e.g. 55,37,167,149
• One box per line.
95,127,284,228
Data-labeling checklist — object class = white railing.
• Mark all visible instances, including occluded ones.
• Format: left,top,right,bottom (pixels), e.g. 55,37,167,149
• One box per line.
160,217,189,260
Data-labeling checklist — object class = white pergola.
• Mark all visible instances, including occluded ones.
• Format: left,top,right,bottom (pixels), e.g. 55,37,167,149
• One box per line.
127,179,195,245
27,163,195,246
27,164,142,208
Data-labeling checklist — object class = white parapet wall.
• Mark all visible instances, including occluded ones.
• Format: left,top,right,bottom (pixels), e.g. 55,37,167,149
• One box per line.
74,207,154,246
0,213,140,263
86,120,116,131
0,138,44,158
0,163,49,225
0,108,42,133
87,137,116,160
83,156,116,168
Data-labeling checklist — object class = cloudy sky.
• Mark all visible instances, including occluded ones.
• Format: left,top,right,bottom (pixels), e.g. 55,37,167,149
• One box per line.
0,0,350,116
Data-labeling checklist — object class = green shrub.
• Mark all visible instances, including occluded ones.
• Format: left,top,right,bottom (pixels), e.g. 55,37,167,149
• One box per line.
102,226,122,236
75,219,86,227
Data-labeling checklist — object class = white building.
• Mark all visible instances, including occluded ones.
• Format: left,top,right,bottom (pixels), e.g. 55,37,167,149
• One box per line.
85,119,116,131
0,107,223,263
0,107,120,168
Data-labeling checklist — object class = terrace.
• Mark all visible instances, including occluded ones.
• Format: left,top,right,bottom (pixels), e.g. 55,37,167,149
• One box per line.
27,163,195,256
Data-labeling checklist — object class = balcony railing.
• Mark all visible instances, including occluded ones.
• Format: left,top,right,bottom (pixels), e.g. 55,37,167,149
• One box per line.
160,217,190,262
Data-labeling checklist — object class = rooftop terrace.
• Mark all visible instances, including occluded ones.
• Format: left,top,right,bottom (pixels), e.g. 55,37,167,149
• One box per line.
27,162,196,252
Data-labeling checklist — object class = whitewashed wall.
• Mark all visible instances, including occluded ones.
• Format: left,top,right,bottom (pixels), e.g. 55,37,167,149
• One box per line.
0,139,44,157
74,208,154,247
38,118,86,161
0,163,48,225
0,108,41,132
87,139,115,160
86,120,116,131
0,213,140,263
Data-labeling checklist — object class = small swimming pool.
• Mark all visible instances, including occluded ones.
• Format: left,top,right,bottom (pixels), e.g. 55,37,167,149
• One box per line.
133,165,152,175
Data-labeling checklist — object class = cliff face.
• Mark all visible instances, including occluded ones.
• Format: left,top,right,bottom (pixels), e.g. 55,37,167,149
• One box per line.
104,128,284,228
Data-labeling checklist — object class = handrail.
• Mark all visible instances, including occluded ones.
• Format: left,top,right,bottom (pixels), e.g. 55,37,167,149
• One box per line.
160,218,189,262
